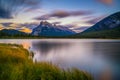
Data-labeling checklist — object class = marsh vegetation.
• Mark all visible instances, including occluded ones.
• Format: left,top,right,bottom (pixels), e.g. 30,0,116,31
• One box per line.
0,43,93,80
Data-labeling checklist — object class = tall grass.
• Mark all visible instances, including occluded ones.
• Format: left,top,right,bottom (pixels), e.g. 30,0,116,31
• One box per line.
0,44,93,80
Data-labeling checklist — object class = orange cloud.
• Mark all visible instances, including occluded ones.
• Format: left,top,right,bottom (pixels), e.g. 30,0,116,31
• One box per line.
0,24,4,30
19,27,32,33
98,0,113,5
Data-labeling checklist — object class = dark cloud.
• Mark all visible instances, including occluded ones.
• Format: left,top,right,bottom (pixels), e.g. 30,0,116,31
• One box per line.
0,0,41,19
50,10,70,18
0,22,38,30
35,15,50,20
52,22,61,25
51,10,93,18
0,7,12,19
34,10,94,20
1,22,13,27
21,23,38,29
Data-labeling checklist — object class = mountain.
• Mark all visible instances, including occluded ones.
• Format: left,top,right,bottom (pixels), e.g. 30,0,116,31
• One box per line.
82,12,120,33
31,21,76,36
74,27,120,38
0,29,28,37
74,12,120,38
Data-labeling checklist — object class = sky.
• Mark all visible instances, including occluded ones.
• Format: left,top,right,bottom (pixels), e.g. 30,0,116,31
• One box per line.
0,0,120,33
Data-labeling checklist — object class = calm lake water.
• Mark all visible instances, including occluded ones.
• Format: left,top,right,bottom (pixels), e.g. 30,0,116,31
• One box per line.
0,39,120,80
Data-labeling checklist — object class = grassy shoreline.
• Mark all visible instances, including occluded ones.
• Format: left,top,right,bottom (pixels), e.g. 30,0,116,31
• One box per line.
0,43,93,80
0,37,120,39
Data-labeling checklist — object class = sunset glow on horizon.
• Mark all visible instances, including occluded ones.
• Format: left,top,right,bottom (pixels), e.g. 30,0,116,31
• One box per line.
0,0,120,33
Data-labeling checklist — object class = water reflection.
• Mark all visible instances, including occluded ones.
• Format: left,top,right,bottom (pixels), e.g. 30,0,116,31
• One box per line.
0,39,120,80
31,40,111,80
32,41,70,55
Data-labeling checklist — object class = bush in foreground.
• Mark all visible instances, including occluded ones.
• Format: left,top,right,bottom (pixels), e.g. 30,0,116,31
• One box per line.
0,44,93,80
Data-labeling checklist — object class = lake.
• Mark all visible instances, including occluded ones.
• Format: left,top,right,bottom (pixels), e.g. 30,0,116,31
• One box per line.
0,39,120,80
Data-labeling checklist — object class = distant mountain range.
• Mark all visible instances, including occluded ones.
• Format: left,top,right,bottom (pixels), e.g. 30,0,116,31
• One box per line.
75,12,120,38
31,21,76,36
0,21,75,37
0,29,28,37
0,12,120,38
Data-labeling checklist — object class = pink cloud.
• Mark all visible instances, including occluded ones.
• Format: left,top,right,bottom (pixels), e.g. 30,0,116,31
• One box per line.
97,0,113,5
34,10,94,20
85,15,107,24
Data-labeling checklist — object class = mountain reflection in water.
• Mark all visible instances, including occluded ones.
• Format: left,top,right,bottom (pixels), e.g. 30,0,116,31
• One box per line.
0,39,120,80
32,41,70,55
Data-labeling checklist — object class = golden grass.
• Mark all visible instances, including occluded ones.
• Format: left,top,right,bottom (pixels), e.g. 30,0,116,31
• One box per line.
0,43,93,80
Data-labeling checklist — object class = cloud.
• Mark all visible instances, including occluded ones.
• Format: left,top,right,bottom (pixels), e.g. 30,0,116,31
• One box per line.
49,10,70,18
1,22,38,29
52,22,61,25
97,0,113,5
0,23,20,29
35,15,50,20
74,27,89,30
0,0,41,19
1,22,13,27
0,24,4,30
0,22,35,33
0,7,12,19
34,10,93,20
21,23,38,29
73,27,89,33
85,15,106,24
19,27,32,33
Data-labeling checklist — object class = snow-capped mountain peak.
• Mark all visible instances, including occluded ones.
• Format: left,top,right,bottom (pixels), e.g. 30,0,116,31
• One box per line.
31,21,75,36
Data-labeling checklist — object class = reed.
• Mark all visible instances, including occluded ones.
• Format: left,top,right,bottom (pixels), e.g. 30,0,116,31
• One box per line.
0,44,93,80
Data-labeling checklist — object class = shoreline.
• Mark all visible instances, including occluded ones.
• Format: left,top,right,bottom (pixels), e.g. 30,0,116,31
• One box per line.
0,43,93,80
